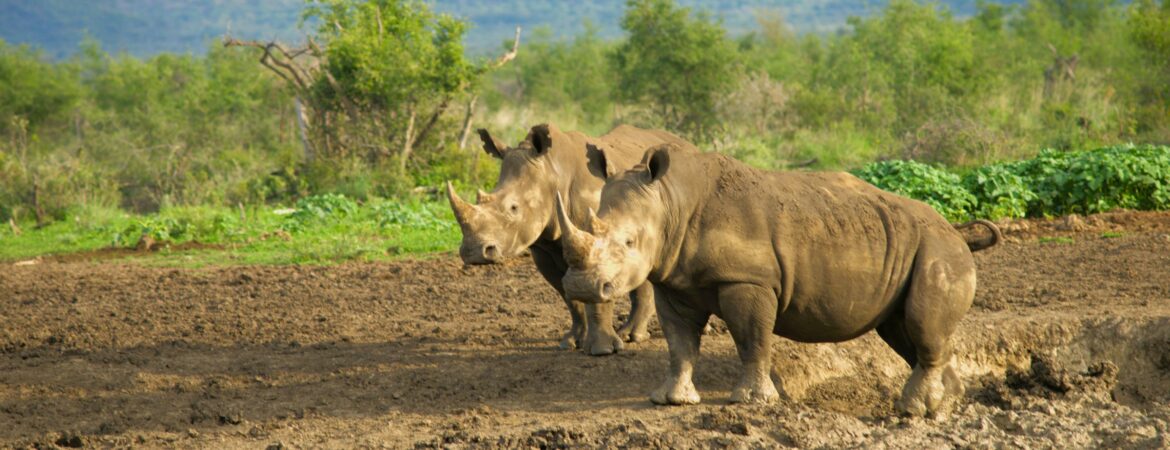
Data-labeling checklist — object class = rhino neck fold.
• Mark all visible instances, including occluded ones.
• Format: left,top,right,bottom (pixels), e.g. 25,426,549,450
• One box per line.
648,159,714,285
539,138,599,245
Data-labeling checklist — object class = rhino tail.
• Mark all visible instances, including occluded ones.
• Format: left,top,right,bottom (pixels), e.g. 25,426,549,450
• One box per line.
953,219,1003,252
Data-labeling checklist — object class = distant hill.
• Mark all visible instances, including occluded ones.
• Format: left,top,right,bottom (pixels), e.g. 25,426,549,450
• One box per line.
0,0,1024,59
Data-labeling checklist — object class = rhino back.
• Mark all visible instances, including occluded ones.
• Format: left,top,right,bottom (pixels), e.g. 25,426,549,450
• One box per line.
670,154,965,342
593,125,694,172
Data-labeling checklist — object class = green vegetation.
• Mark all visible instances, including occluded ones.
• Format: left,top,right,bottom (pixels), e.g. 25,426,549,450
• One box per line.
853,144,1170,222
3,0,1170,264
0,195,459,265
852,160,977,222
1039,236,1075,245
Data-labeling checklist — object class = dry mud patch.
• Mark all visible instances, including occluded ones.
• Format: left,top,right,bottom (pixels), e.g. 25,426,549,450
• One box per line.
1,211,1170,448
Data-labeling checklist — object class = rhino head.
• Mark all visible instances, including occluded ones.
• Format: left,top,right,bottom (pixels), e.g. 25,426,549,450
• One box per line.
557,145,676,303
447,124,565,265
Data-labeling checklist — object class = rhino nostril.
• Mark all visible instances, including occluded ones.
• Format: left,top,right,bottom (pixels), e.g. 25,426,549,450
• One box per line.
601,282,615,298
483,244,500,260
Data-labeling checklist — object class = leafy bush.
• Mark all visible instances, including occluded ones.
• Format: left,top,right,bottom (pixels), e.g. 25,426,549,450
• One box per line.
1010,145,1170,215
372,201,452,229
113,217,191,246
962,164,1036,219
852,159,976,222
282,193,359,232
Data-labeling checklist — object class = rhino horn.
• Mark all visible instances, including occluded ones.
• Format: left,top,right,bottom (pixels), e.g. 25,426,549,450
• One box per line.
446,181,478,226
476,189,496,204
555,193,596,269
585,208,610,234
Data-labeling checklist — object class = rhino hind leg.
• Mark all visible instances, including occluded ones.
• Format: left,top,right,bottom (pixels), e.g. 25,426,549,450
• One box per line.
719,283,780,405
650,287,708,406
876,315,918,368
893,240,976,419
617,282,656,343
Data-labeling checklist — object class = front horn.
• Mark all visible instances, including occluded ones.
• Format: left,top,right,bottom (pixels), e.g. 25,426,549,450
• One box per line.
446,181,479,226
555,193,597,269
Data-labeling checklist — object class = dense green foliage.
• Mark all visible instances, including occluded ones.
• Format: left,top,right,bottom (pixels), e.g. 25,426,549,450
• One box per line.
853,145,1170,221
612,0,739,138
3,0,1170,264
0,197,459,265
851,160,978,222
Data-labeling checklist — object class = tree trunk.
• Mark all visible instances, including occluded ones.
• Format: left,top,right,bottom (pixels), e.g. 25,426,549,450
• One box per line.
400,106,417,174
458,95,479,150
294,96,315,163
31,179,46,228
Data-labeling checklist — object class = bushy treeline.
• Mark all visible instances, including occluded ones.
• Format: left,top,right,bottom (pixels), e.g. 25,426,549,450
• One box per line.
3,0,1170,226
0,39,301,223
854,144,1170,222
486,0,1170,169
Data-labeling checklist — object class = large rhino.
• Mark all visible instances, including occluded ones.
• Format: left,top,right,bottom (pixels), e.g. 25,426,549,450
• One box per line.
555,143,1001,417
447,123,697,355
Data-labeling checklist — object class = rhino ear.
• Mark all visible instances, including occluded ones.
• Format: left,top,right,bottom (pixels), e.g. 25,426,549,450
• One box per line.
528,124,553,156
645,145,671,182
586,144,618,180
477,129,506,159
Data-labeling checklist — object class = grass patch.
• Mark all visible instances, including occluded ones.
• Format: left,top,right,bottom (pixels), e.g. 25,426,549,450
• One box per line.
1038,236,1076,245
1100,231,1125,239
0,196,460,266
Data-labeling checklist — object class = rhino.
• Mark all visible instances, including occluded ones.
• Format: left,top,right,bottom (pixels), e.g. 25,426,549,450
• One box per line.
555,143,1001,417
446,123,697,355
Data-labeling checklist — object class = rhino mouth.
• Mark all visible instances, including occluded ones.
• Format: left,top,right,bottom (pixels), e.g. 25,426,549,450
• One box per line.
563,270,619,304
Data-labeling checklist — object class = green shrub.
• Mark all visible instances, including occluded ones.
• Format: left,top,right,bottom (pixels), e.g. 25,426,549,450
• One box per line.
371,200,453,230
852,159,976,222
282,193,359,232
962,164,1036,219
1010,145,1170,215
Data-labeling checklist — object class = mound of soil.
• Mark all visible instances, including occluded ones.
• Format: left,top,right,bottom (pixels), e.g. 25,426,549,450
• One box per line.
1,212,1169,448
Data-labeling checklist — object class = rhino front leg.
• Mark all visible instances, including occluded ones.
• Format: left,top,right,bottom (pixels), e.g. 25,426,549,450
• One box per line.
617,282,655,343
719,283,780,404
650,287,708,405
559,297,587,350
582,301,625,355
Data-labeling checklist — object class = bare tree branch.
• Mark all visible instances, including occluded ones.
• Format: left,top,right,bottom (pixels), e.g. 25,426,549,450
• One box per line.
487,27,522,69
458,95,479,150
411,97,451,150
223,37,313,91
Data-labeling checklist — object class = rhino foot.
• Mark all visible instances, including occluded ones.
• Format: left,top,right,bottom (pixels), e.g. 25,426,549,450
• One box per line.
584,326,624,356
557,326,585,350
650,377,701,406
730,376,779,404
616,321,651,343
897,363,962,419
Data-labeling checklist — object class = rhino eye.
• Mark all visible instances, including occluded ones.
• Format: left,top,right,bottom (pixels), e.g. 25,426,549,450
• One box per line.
509,204,519,214
625,238,635,248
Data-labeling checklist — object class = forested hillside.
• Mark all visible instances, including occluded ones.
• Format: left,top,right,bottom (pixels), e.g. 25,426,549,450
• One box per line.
2,0,1169,250
0,0,1027,58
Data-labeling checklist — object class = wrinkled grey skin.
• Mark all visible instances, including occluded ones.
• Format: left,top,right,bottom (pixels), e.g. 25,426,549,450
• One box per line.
558,144,1001,418
447,123,696,355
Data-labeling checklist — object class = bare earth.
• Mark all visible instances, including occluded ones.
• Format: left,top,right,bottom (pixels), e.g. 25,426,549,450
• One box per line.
2,210,1170,449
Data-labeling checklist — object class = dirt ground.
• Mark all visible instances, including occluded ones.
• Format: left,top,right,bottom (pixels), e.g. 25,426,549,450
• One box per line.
2,210,1170,449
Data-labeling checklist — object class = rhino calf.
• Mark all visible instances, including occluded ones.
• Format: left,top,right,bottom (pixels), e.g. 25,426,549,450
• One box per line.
447,123,696,355
557,144,999,418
